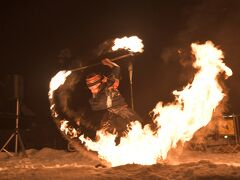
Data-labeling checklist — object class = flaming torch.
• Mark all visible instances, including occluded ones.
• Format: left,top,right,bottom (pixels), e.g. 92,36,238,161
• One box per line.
70,36,144,72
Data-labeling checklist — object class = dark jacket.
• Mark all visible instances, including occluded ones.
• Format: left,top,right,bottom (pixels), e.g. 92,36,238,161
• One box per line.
89,66,127,111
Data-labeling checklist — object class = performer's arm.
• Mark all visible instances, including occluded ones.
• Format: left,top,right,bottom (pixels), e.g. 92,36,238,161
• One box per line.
102,58,120,78
101,58,120,89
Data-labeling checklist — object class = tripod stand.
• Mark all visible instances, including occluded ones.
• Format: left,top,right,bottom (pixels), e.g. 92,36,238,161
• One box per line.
0,76,26,156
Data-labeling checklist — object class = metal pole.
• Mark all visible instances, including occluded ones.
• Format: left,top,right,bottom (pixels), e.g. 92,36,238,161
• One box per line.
70,53,134,72
128,61,134,110
15,98,20,153
235,115,240,144
230,114,239,145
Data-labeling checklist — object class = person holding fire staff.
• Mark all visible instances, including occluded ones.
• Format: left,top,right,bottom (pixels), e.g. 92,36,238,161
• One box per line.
85,58,143,145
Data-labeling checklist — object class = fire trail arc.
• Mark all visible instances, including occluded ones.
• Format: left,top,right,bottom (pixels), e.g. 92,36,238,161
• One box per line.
48,40,232,167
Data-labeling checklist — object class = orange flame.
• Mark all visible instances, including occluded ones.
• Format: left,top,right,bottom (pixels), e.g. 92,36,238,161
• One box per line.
112,36,144,53
60,120,79,138
48,71,78,137
79,41,232,167
48,71,71,99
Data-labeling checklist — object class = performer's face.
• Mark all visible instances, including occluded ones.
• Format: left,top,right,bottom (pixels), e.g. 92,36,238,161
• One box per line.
88,83,101,94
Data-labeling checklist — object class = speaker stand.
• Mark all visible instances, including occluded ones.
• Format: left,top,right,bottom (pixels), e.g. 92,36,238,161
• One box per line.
0,98,27,156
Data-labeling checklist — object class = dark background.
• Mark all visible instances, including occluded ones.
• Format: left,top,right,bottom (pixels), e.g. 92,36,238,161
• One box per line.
0,0,240,150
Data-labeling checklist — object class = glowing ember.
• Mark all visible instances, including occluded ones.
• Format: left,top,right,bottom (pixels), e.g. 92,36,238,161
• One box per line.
79,41,232,167
112,36,144,53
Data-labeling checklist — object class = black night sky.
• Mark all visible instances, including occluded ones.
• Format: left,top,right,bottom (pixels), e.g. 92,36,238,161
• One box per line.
1,0,240,149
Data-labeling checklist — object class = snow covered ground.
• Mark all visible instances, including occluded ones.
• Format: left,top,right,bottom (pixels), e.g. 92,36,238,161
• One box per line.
0,147,240,180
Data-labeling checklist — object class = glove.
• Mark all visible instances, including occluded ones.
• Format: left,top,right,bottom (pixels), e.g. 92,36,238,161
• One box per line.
101,58,119,68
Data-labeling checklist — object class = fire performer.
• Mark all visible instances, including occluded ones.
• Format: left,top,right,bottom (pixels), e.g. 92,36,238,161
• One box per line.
86,58,143,145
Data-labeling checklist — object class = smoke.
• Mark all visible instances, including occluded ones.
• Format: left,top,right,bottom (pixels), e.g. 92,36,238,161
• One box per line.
161,0,240,61
158,0,240,144
161,0,240,109
93,39,115,57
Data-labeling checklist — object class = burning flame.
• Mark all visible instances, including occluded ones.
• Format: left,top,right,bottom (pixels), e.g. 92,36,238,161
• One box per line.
48,40,232,167
112,36,144,53
48,70,79,137
79,41,232,166
48,70,71,99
